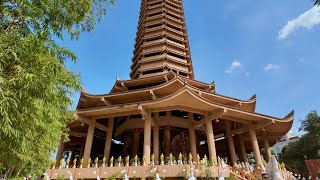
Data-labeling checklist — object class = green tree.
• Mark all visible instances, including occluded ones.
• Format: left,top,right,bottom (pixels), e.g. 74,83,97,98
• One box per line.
314,0,320,6
0,0,114,177
279,111,320,176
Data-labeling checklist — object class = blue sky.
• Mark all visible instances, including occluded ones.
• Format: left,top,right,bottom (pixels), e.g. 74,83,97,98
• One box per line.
62,0,320,136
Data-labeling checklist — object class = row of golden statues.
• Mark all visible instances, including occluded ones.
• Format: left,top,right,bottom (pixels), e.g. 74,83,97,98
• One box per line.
51,153,217,169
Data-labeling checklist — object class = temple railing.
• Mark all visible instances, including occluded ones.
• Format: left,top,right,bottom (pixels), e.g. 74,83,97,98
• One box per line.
46,153,233,179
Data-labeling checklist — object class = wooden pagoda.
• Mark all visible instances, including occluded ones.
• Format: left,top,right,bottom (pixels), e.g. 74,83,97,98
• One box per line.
51,0,294,178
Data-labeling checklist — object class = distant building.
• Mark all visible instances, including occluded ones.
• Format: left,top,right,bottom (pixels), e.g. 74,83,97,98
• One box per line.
272,131,300,157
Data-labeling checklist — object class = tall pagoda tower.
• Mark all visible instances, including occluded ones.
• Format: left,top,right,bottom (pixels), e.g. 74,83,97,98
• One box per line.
130,0,194,79
52,0,294,178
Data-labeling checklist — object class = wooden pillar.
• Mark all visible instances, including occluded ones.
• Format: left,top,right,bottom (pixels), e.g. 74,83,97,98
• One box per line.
188,112,197,160
238,134,248,162
164,126,171,157
225,121,237,165
83,119,96,167
205,119,217,165
56,136,65,166
104,117,114,164
143,113,152,165
153,113,159,162
249,129,262,167
262,132,272,162
132,129,140,157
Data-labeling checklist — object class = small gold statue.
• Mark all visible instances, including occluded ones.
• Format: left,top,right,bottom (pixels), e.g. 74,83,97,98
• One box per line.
197,154,201,165
218,156,221,167
211,156,215,166
197,154,202,168
151,154,155,166
52,160,57,169
110,156,114,167
126,155,130,167
87,157,91,168
142,155,146,166
79,158,84,168
203,154,208,166
160,153,164,165
102,157,106,167
118,156,122,167
189,153,193,164
59,159,63,169
73,158,77,168
169,153,173,165
94,157,99,168
178,152,183,165
134,155,138,166
66,159,70,169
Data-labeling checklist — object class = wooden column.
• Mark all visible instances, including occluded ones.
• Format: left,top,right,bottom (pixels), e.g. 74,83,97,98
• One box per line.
238,134,248,162
56,136,65,166
164,126,171,157
188,112,197,160
262,132,272,162
225,121,237,165
153,113,159,162
205,119,217,165
104,117,114,164
249,129,262,167
132,129,140,157
143,113,152,165
83,119,96,167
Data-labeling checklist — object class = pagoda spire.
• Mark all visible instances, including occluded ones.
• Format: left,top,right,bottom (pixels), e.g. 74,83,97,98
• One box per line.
130,0,194,79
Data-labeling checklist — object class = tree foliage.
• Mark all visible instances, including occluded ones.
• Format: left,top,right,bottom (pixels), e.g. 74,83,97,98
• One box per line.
0,0,114,177
279,111,320,176
314,0,320,6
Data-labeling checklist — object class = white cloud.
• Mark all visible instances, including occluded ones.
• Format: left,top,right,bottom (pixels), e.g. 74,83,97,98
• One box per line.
225,60,243,74
278,6,320,39
264,64,280,72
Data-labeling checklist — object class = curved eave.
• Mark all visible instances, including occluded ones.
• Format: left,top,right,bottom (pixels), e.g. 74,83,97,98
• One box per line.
142,87,292,123
77,77,186,109
78,86,293,125
78,78,256,111
110,72,177,93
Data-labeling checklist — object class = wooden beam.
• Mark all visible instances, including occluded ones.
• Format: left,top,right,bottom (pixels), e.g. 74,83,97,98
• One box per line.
214,133,225,139
164,75,168,82
193,109,227,128
121,82,128,91
101,97,112,106
77,115,109,132
69,131,87,138
232,121,274,135
149,105,207,116
138,105,149,118
222,116,255,124
91,110,140,120
150,90,157,100
138,105,156,126
95,123,109,132
114,85,123,91
77,115,93,125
